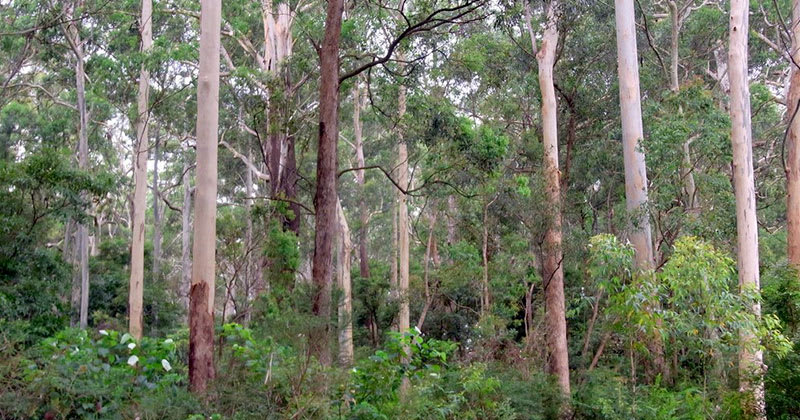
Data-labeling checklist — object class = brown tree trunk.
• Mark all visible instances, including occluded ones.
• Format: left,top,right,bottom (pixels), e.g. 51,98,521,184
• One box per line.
336,198,354,366
310,0,345,367
786,0,800,270
729,1,765,417
189,0,222,394
526,0,570,399
128,0,152,340
416,211,437,331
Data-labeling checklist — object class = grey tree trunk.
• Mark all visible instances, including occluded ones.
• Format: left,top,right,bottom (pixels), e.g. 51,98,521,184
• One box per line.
128,0,152,339
189,0,222,394
728,0,765,417
152,131,162,279
336,198,354,366
181,149,193,315
614,0,664,379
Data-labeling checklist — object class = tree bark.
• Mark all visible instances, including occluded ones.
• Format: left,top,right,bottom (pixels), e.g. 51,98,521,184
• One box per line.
416,211,437,331
614,0,664,379
181,151,193,315
189,0,222,394
128,0,152,340
310,0,345,367
526,0,570,399
728,1,765,417
152,130,162,279
353,81,370,279
786,0,800,270
396,82,410,337
64,1,90,330
336,198,354,366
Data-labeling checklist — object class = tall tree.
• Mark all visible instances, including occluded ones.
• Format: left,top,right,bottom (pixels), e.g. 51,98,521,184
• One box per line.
336,198,353,366
613,0,664,377
189,0,222,394
353,81,370,279
525,0,570,399
128,0,153,340
786,0,800,270
63,0,90,329
728,0,765,416
396,81,410,338
310,0,345,367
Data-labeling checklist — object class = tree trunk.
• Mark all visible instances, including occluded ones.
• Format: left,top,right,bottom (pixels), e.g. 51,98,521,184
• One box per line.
152,130,162,279
396,82,410,337
181,152,193,315
354,81,370,279
728,1,765,417
526,0,570,399
668,1,680,92
189,0,221,394
310,0,345,368
481,197,493,316
416,211,437,331
244,147,256,324
786,0,800,270
336,198,354,366
614,0,664,379
128,0,152,340
65,1,91,330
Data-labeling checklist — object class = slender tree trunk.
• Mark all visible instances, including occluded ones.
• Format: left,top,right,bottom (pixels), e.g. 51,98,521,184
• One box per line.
244,148,255,324
152,131,162,279
481,197,493,316
526,0,570,399
669,1,680,92
668,2,698,212
128,0,152,340
181,153,193,315
353,82,370,279
729,1,765,416
336,198,354,366
786,0,800,269
189,0,221,394
391,203,398,291
310,0,345,367
614,0,664,379
416,211,437,331
65,1,91,330
396,82,410,337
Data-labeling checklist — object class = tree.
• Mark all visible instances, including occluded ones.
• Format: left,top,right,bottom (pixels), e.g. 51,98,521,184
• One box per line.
310,0,346,367
613,0,664,377
128,0,152,340
336,197,353,366
63,0,90,329
728,0,765,416
525,0,570,400
189,0,222,394
787,0,800,270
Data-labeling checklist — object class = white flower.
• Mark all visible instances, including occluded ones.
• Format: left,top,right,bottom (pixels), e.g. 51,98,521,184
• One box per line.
161,359,172,372
164,338,174,344
127,355,139,366
127,343,136,350
99,330,108,336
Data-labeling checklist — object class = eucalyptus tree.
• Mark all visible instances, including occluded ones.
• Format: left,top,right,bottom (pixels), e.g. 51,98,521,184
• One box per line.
189,0,222,394
524,0,570,400
728,0,765,416
128,0,152,340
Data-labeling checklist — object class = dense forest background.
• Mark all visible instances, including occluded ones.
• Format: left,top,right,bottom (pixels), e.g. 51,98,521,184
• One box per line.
1,0,800,418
